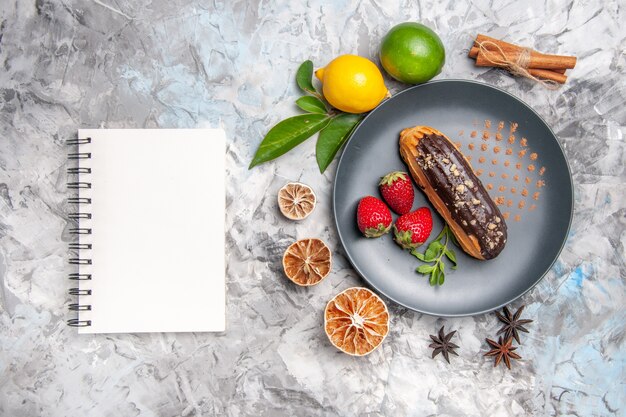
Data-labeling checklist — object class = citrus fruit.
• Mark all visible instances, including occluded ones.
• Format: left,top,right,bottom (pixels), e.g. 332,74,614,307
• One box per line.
315,55,388,114
379,22,445,84
324,287,389,356
282,238,331,286
277,182,316,220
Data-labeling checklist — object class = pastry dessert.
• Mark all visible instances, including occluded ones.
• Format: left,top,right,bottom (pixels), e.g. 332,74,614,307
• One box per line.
399,126,507,260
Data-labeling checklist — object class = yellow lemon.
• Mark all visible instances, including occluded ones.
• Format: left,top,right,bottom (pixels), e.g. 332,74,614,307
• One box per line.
315,55,389,114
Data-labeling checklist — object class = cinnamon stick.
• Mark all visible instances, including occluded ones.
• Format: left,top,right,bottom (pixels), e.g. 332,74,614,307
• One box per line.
474,34,520,52
473,34,576,69
470,46,567,74
475,48,576,70
528,68,567,84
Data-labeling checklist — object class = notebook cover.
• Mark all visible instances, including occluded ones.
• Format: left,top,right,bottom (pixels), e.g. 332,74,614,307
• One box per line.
71,129,226,334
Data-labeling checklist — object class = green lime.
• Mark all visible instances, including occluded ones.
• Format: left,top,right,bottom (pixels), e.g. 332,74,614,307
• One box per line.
379,22,445,84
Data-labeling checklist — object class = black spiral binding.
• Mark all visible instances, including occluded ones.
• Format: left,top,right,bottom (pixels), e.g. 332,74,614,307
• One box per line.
69,227,92,235
67,318,92,327
68,213,92,220
68,197,91,204
67,182,92,189
69,288,92,295
69,243,92,250
69,273,92,280
67,137,93,328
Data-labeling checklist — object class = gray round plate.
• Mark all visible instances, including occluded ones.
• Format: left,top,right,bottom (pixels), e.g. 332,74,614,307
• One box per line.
333,80,573,316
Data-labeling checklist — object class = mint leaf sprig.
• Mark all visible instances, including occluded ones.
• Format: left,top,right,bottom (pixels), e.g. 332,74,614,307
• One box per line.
411,224,458,286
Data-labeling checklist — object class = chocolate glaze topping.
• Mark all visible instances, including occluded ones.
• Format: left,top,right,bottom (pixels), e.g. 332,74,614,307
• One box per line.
414,133,507,259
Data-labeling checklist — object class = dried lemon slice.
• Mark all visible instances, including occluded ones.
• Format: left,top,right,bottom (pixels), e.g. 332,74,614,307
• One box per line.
282,238,331,286
278,182,316,220
324,287,389,356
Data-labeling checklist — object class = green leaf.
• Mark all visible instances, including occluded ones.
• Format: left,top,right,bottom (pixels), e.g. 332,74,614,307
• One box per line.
412,251,426,261
296,60,316,94
424,246,437,261
315,113,362,173
438,268,445,285
296,96,326,114
425,241,442,260
430,241,444,253
417,264,434,274
249,114,331,168
423,253,438,262
430,268,437,286
445,248,457,265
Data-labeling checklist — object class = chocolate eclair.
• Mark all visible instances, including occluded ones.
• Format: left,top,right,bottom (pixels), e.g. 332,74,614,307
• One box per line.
399,126,507,260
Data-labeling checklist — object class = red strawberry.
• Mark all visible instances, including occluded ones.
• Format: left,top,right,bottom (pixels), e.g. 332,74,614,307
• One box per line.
394,207,433,250
357,196,392,238
379,171,414,215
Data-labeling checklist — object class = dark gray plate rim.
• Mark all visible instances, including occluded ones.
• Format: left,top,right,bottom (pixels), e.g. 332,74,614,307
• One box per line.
332,79,574,317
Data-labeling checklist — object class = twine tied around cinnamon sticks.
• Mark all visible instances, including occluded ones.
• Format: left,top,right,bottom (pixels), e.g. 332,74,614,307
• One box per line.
468,34,577,89
476,41,559,90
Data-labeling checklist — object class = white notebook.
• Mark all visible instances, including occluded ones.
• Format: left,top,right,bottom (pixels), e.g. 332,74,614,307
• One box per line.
68,129,226,334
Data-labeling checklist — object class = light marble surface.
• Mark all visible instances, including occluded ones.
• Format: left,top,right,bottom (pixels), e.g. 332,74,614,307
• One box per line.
0,0,624,416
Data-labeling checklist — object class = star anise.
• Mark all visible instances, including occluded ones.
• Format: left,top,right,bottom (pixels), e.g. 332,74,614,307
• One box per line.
484,336,521,369
429,326,459,363
496,305,533,344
